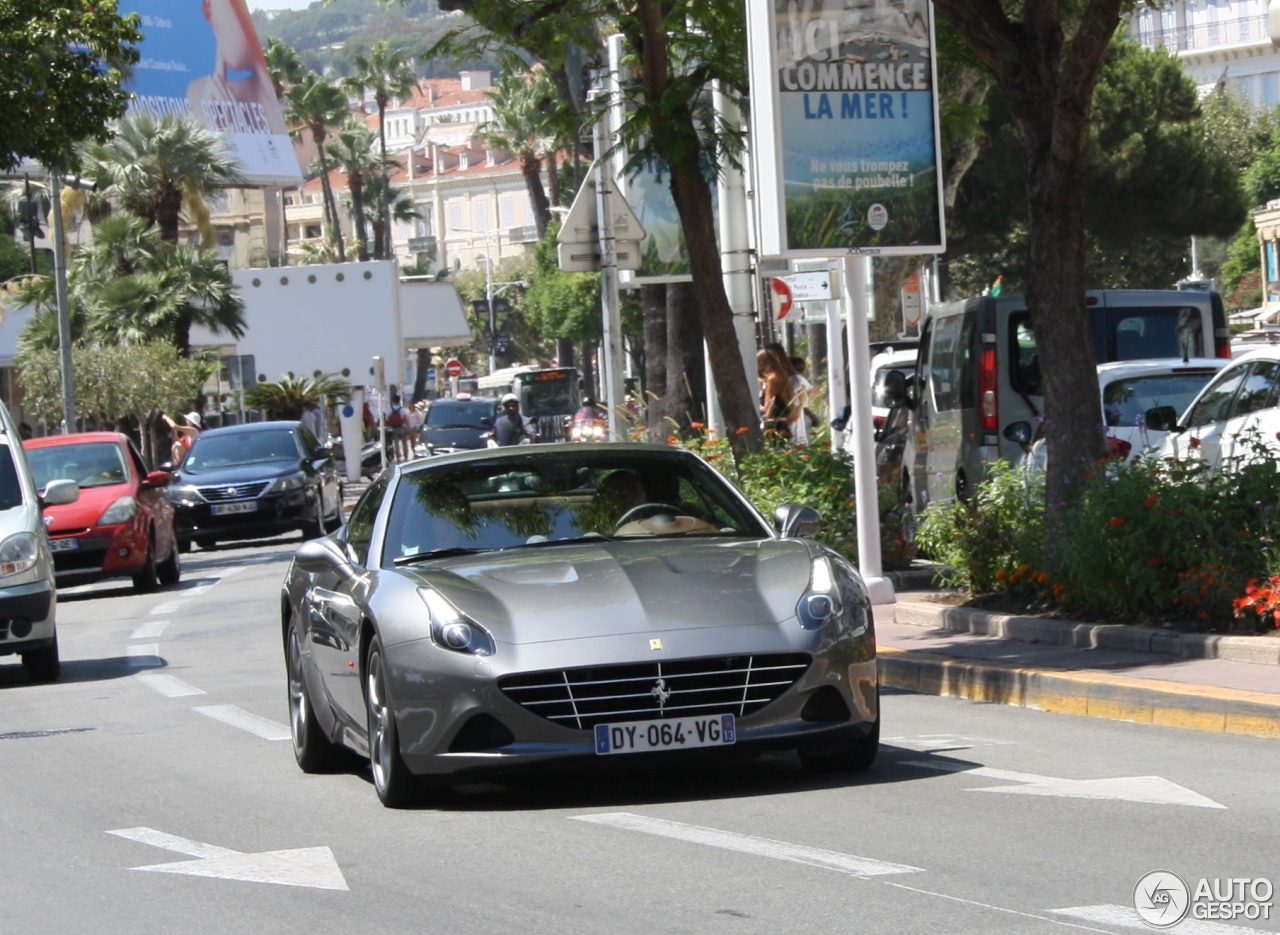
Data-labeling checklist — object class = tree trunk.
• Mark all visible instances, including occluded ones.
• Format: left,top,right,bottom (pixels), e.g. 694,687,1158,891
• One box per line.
665,281,705,433
378,103,391,261
315,142,346,262
522,154,551,240
546,149,562,208
642,282,666,439
350,175,370,262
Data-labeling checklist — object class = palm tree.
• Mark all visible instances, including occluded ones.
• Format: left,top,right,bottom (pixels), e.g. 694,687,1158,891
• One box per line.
78,113,244,244
262,39,310,263
328,119,382,262
342,42,417,260
480,69,557,239
362,173,422,261
244,372,349,419
285,73,349,262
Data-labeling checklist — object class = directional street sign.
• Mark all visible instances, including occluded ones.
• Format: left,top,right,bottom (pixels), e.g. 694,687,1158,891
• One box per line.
107,827,349,890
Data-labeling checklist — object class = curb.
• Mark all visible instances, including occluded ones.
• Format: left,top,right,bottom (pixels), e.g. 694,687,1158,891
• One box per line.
877,646,1280,739
895,600,1280,667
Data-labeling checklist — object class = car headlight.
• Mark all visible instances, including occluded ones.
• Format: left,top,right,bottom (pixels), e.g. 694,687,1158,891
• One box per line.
268,472,307,493
167,484,204,503
419,587,494,656
0,532,39,577
797,554,871,638
797,556,839,629
98,496,138,526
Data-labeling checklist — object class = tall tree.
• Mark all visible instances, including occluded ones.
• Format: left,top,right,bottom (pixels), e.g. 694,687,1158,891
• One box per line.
0,1,141,171
263,37,309,100
480,69,558,239
930,1,1132,549
78,113,244,245
328,118,383,262
440,0,763,458
285,72,349,261
342,41,418,260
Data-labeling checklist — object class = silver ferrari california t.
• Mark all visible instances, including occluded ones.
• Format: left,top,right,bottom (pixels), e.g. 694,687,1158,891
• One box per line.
281,442,879,807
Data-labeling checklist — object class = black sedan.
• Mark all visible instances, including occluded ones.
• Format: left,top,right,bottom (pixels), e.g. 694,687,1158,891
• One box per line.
282,442,879,808
420,395,498,455
167,421,343,550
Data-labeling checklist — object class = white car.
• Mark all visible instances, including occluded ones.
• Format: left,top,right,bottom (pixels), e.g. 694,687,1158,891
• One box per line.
1157,346,1280,469
869,347,918,431
0,403,79,681
1026,357,1229,470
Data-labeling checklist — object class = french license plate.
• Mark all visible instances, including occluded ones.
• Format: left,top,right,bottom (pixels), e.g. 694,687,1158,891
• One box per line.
595,714,735,756
211,501,258,516
48,538,79,552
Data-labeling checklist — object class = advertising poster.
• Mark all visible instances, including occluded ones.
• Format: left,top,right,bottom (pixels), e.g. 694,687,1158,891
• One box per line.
121,0,301,185
749,0,945,257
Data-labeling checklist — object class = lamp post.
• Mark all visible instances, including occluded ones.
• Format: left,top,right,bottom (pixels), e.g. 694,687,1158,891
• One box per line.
450,225,525,374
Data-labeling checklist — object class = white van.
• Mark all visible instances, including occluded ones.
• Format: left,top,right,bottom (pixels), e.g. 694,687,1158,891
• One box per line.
0,404,78,681
904,289,1231,510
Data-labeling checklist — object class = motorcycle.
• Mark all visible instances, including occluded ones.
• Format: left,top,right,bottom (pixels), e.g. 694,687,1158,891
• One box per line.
569,407,609,442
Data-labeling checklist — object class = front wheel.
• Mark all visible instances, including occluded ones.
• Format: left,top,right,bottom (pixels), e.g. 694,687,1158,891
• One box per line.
131,534,159,593
287,615,345,773
156,531,181,586
302,493,325,540
22,636,60,683
366,637,425,808
798,711,880,774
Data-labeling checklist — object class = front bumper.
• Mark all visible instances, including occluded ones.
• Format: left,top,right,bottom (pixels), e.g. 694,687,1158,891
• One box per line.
171,488,314,543
47,522,148,584
0,580,56,655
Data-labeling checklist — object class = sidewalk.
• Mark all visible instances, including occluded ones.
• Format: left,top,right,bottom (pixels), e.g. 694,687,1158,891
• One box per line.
875,569,1280,740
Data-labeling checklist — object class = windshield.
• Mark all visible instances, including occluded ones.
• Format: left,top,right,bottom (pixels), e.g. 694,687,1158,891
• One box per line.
425,400,495,429
381,448,769,566
1103,371,1221,427
184,429,301,470
516,369,578,418
27,442,128,489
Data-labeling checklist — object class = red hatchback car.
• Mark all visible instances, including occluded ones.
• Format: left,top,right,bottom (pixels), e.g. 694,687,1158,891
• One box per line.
23,432,180,593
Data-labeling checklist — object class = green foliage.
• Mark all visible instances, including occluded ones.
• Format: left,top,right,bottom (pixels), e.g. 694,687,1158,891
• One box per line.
0,1,141,170
916,461,1046,594
523,220,601,344
681,427,916,571
1221,221,1265,310
244,373,351,420
15,343,210,432
916,444,1280,632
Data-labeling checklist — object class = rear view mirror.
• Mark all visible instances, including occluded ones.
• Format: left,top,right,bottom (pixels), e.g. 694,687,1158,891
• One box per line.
883,369,909,407
1003,421,1034,448
775,503,822,539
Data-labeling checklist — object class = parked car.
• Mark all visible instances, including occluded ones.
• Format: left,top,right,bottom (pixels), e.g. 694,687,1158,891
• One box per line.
1010,358,1230,471
23,432,181,592
1152,345,1280,469
905,288,1231,509
870,346,918,431
0,402,78,681
167,421,343,550
419,395,499,456
281,442,880,807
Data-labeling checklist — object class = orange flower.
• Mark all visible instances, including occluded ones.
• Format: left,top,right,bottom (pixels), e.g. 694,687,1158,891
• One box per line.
1109,517,1126,527
1189,436,1201,449
1082,471,1094,480
1148,556,1160,566
735,426,750,435
1144,494,1159,507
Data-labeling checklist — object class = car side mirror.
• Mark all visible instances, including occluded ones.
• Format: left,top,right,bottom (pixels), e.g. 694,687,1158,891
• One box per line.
314,445,333,459
1003,421,1034,449
1144,406,1179,432
480,417,493,427
293,537,358,582
158,461,176,473
883,369,908,407
40,478,79,508
775,503,822,539
142,470,171,488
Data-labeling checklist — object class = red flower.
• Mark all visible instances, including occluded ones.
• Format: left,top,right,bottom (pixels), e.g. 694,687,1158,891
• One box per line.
1144,494,1159,507
1109,517,1126,527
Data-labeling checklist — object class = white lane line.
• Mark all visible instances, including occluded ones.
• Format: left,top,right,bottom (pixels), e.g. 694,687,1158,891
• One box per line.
1050,904,1274,934
571,813,922,877
130,620,169,641
193,705,290,741
126,643,162,667
135,672,205,698
149,601,184,616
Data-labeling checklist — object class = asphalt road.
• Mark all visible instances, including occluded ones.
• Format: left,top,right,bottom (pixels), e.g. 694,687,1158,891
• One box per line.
2,537,1277,934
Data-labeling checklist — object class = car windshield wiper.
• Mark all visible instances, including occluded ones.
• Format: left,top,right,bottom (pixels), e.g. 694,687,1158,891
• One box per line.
516,533,613,548
394,547,489,566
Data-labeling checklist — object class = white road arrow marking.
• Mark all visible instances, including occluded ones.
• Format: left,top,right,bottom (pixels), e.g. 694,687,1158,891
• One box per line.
107,827,348,891
194,704,290,741
573,812,923,876
1051,904,1272,933
135,672,204,697
904,760,1225,809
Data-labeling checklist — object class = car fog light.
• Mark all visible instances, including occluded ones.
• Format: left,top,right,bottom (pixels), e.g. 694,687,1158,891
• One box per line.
10,617,32,638
440,622,473,649
118,548,129,558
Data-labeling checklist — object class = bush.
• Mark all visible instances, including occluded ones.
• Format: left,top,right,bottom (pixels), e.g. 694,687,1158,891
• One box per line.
681,425,916,569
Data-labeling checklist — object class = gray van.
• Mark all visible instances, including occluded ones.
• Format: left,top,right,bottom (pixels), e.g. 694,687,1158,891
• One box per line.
904,289,1231,510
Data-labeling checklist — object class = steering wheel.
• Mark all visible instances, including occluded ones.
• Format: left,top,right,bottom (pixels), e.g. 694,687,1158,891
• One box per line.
613,502,675,530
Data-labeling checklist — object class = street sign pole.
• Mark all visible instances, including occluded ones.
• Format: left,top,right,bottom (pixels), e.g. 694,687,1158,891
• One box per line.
50,172,75,433
589,75,626,442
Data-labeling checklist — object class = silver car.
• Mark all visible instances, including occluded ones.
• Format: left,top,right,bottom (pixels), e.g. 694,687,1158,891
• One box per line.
281,442,879,807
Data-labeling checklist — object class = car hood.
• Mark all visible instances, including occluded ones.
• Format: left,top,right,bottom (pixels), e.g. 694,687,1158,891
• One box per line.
176,460,302,485
42,483,132,530
407,538,816,644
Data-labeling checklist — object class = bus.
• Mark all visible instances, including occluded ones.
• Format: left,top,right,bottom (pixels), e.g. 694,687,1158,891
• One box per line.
512,367,580,442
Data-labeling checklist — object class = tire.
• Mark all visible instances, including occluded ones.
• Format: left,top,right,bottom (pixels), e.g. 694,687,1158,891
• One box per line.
22,636,60,683
131,533,159,593
365,637,424,808
195,537,216,551
156,532,181,586
287,615,345,773
178,537,192,554
798,710,880,774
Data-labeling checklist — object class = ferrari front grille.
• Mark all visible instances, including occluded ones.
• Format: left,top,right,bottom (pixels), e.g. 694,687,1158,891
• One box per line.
498,653,811,730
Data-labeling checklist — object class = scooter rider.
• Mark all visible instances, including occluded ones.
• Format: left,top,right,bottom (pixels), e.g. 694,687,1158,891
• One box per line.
491,393,537,446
